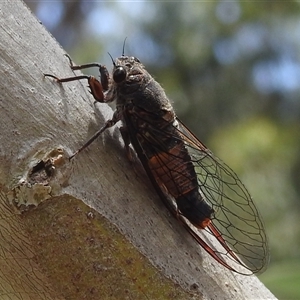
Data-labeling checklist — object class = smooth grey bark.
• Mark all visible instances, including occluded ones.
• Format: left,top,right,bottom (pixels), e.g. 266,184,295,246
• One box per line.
0,1,276,299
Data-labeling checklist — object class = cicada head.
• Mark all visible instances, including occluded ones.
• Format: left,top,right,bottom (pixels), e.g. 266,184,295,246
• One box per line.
113,56,146,85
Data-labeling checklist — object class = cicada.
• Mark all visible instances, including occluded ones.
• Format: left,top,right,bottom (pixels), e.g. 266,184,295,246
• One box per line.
45,52,269,275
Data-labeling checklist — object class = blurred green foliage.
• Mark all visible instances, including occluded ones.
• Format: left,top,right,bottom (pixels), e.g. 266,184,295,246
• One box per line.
259,259,300,299
26,1,300,298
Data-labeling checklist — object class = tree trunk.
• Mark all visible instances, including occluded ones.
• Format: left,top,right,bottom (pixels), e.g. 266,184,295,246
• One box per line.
0,1,276,299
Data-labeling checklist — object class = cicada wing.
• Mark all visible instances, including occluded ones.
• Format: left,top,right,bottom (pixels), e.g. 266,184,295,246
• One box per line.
177,119,269,274
123,110,269,274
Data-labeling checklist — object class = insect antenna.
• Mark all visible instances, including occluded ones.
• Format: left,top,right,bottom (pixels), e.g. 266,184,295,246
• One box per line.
122,37,127,56
107,52,116,67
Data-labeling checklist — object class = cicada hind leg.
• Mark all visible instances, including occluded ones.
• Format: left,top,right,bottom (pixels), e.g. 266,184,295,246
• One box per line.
119,126,137,163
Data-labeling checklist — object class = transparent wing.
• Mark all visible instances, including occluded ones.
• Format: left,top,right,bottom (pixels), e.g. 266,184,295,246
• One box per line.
124,111,269,275
178,119,269,274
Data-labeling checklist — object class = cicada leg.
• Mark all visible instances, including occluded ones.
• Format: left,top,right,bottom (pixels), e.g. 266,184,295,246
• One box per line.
44,54,110,103
119,126,135,163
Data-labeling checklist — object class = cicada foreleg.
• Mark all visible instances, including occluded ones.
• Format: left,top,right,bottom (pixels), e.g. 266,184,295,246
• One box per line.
44,54,110,103
44,55,120,160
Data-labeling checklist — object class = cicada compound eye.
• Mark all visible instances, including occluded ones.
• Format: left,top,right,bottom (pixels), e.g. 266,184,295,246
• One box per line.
113,66,127,83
